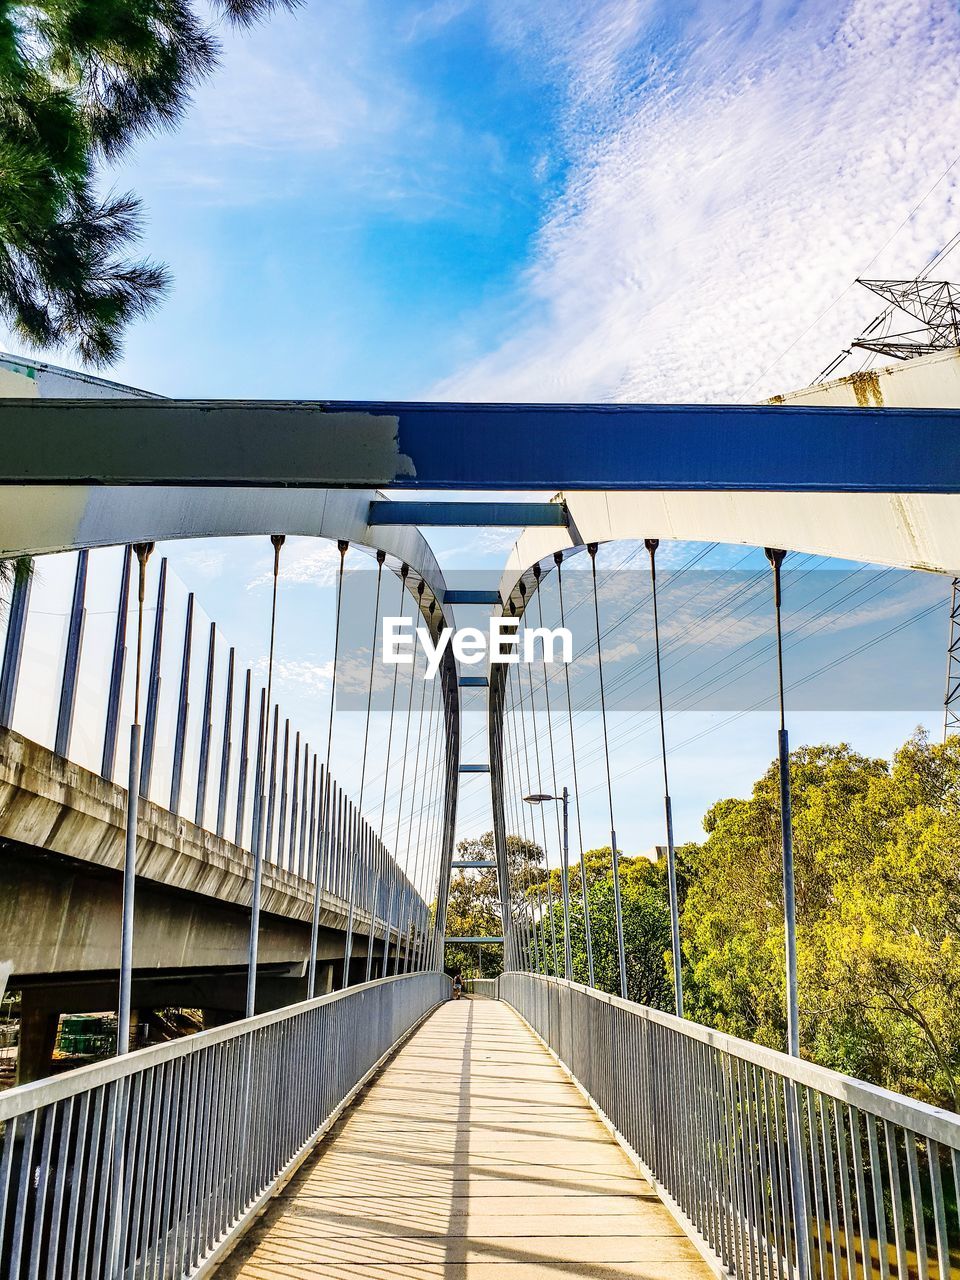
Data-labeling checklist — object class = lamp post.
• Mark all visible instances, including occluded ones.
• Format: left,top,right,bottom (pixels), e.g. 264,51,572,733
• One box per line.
523,789,573,982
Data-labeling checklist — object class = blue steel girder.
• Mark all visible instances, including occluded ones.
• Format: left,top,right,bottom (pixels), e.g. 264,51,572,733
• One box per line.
3,398,960,492
368,500,568,526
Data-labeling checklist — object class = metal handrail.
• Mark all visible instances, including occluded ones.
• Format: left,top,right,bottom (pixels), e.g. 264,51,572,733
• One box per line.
500,972,960,1280
464,978,498,998
0,971,448,1279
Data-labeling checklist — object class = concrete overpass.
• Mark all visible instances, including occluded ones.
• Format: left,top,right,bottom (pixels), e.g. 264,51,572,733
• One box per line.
0,726,415,1080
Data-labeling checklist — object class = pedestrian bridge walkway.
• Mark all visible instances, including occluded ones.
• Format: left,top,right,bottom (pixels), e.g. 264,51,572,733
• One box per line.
3,973,959,1280
218,999,707,1279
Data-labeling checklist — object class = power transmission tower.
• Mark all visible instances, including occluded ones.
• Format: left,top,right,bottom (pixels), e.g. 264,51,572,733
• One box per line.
852,278,960,361
817,276,960,382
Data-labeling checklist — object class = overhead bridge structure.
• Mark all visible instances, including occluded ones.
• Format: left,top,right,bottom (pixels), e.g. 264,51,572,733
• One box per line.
1,360,960,1279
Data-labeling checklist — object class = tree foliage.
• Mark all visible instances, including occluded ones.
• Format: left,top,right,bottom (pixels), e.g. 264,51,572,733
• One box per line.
681,733,960,1109
443,831,544,978
0,0,297,362
452,731,960,1109
534,849,674,1007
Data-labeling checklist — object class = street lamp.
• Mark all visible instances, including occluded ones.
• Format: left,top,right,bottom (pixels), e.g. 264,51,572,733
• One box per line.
523,788,573,982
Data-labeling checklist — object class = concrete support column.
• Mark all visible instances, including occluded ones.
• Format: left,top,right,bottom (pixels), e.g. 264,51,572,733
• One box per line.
16,996,60,1085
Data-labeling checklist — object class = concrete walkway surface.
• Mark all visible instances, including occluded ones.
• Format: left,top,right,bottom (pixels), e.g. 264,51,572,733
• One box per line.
216,998,712,1279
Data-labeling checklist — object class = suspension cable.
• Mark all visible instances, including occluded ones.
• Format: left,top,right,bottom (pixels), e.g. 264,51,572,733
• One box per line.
358,550,386,816
245,535,285,1017
511,630,544,974
515,586,556,973
387,569,418,973
396,583,430,973
117,542,154,1056
766,546,800,1058
645,539,683,1018
344,549,386,985
588,543,627,999
523,626,560,977
407,637,439,970
535,568,570,977
505,663,537,970
510,601,540,967
555,552,595,988
307,539,348,998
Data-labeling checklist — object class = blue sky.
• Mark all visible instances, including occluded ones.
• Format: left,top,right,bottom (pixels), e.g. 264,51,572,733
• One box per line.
4,0,960,873
88,0,960,403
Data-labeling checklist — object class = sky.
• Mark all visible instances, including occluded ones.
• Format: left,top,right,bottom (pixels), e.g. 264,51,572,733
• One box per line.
94,0,960,403
3,0,960,878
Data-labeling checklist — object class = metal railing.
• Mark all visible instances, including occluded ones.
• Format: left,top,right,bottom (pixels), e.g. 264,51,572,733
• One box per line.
0,550,434,944
464,978,499,998
0,972,447,1279
500,973,960,1280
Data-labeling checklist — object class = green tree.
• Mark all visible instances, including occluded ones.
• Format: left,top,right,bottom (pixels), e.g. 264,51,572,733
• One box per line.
538,848,674,1007
443,831,545,978
0,0,296,362
681,733,960,1109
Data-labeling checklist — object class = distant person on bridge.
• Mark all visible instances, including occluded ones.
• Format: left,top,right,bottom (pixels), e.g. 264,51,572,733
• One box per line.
451,972,464,1000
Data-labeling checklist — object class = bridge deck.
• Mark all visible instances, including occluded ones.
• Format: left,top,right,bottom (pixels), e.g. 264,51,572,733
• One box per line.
218,998,710,1279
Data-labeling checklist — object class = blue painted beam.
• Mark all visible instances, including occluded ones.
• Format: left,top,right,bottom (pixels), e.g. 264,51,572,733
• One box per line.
368,500,566,526
445,936,504,944
444,590,500,605
452,860,497,869
459,763,490,773
459,675,488,687
7,399,960,493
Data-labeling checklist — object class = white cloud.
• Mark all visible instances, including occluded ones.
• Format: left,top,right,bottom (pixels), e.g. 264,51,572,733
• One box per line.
181,547,227,579
437,0,960,404
402,0,475,43
265,657,335,694
247,541,342,591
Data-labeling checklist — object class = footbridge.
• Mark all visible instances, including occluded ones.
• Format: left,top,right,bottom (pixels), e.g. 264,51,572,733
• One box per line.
1,363,960,1277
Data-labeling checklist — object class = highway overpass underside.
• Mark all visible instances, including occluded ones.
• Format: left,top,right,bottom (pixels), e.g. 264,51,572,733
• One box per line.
0,728,395,1082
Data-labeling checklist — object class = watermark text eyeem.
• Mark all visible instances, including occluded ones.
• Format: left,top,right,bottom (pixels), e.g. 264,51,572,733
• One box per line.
383,617,572,678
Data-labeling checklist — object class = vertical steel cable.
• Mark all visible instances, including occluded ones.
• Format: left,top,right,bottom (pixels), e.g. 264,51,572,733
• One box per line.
345,549,385,985
417,615,449,970
588,542,627,999
645,539,684,1017
307,540,348,999
531,566,566,976
373,565,407,978
386,568,417,973
117,542,153,1055
406,649,439,970
246,534,285,1017
506,665,536,970
524,648,560,976
765,547,799,1056
418,667,447,972
506,659,539,971
390,644,420,976
396,583,430,973
764,547,810,1280
516,586,557,973
419,602,446,971
500,671,523,969
555,552,596,988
